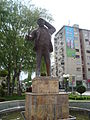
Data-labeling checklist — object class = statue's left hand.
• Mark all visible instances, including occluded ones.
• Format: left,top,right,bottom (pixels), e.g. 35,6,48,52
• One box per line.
25,34,32,41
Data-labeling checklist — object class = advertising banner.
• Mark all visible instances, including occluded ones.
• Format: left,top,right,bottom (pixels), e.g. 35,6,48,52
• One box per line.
65,26,76,57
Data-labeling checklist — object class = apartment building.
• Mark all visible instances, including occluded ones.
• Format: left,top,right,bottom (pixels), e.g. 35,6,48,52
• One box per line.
53,25,90,88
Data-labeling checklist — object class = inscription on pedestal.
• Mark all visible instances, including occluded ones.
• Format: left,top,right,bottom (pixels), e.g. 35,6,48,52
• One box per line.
32,77,59,93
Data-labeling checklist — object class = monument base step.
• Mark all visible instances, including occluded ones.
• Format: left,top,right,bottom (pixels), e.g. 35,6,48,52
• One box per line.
25,92,69,120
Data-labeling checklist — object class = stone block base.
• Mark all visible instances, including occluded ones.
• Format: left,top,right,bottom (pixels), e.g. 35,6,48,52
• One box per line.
32,77,59,93
25,92,69,120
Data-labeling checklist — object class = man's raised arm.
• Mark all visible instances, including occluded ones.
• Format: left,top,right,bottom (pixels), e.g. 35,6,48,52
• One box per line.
45,21,56,35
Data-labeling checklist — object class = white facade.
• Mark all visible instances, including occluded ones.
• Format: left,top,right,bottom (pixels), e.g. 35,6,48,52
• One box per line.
53,25,90,88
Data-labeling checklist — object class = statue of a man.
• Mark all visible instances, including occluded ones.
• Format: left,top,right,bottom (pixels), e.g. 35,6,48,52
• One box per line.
25,18,56,76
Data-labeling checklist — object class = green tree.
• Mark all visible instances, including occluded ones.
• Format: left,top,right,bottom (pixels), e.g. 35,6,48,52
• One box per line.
0,0,53,95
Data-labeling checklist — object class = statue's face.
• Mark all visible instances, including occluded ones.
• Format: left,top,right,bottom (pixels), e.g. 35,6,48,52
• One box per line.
37,18,45,27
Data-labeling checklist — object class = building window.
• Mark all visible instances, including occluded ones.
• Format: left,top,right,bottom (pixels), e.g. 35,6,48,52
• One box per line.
82,67,85,71
83,74,86,79
55,47,57,50
87,56,90,59
56,71,58,76
76,67,81,71
88,68,90,71
54,41,57,44
85,34,88,37
86,44,90,48
86,50,90,53
75,49,79,52
76,61,81,65
85,39,89,42
60,41,63,45
87,63,90,65
76,55,80,58
61,62,64,65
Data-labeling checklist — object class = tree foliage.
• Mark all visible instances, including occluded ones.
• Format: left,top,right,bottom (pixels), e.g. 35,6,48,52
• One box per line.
0,69,8,77
0,0,53,95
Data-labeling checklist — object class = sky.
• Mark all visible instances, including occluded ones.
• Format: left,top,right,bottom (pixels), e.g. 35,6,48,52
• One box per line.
30,0,90,32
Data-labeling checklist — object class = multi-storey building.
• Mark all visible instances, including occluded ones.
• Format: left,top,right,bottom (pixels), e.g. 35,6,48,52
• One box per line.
53,25,90,88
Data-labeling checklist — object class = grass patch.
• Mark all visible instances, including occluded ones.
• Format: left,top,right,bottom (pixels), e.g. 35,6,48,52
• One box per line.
0,93,25,102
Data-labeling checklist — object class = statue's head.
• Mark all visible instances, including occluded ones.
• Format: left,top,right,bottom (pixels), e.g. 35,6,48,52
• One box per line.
37,18,45,27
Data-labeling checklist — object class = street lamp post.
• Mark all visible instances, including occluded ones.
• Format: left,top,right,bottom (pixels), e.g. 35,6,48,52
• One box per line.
63,74,70,92
72,79,74,93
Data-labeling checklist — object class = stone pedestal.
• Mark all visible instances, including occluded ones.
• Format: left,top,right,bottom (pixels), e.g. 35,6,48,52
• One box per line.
32,77,59,93
25,77,69,120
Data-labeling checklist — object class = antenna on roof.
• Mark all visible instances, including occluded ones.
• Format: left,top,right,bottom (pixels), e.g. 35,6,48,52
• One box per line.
68,20,70,26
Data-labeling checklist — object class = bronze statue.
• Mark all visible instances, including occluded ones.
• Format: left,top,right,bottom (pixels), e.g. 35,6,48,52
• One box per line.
25,18,56,76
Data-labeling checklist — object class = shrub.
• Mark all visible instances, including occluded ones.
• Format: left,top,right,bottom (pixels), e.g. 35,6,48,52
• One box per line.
0,97,5,102
69,92,90,100
0,70,8,77
26,86,32,92
0,86,5,97
76,85,86,95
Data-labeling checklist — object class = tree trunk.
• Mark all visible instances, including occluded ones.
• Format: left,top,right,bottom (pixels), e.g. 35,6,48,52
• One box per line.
17,69,21,96
7,69,11,96
17,59,23,96
11,68,17,95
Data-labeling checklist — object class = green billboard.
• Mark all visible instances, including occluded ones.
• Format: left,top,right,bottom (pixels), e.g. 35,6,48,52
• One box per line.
65,26,76,57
